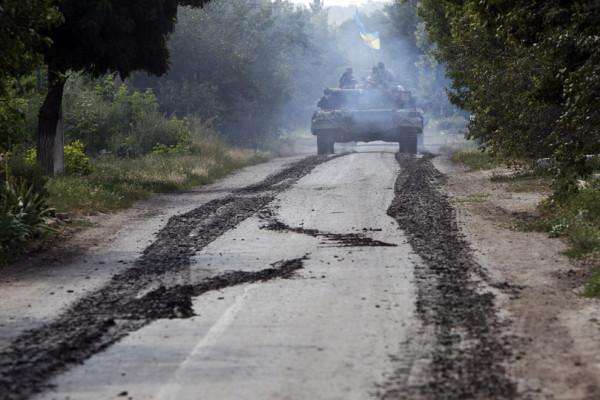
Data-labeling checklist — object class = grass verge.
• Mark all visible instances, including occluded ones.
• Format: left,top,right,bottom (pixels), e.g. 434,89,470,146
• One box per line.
524,181,600,259
583,269,600,298
1,137,267,267
47,149,267,215
455,192,490,204
450,149,501,171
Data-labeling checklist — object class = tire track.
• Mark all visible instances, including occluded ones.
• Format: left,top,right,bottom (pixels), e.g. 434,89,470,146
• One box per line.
383,155,517,399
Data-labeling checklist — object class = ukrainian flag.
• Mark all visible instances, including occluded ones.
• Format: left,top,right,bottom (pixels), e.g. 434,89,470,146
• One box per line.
354,10,381,50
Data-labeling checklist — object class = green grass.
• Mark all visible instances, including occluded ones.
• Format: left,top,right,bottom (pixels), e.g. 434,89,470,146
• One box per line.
583,270,600,298
450,149,501,171
521,180,600,261
455,192,490,204
491,171,552,193
508,177,552,193
47,149,267,215
507,178,600,297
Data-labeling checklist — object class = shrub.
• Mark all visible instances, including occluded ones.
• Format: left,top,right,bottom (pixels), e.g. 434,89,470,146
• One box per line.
63,75,192,157
25,140,93,175
5,148,47,193
527,180,600,258
151,143,189,156
0,214,30,248
64,140,93,175
0,178,54,264
116,113,189,157
0,78,43,151
564,220,600,257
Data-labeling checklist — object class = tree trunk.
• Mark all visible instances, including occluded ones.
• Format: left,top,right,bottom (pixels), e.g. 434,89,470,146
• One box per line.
37,70,66,175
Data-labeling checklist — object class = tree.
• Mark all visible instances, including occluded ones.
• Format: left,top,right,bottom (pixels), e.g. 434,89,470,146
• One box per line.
417,0,600,189
0,0,61,96
133,0,342,146
0,0,62,152
37,0,211,174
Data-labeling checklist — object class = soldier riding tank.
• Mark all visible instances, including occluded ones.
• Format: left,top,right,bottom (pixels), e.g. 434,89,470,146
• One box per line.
311,85,424,155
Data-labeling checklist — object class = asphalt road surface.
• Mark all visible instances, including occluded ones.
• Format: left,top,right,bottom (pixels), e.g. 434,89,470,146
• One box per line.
0,147,517,400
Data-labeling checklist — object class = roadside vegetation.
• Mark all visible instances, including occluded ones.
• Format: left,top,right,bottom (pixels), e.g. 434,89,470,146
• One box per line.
418,1,600,295
47,147,264,215
418,1,600,190
450,150,500,171
0,0,346,266
530,183,600,259
583,271,600,298
1,76,264,264
452,148,600,258
536,184,600,298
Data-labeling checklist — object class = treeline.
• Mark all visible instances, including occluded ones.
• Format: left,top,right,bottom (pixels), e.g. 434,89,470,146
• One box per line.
2,0,462,170
133,0,342,147
1,0,212,175
416,0,600,190
1,0,344,164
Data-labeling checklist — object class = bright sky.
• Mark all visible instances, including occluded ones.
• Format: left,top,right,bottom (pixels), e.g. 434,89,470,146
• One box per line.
291,0,371,6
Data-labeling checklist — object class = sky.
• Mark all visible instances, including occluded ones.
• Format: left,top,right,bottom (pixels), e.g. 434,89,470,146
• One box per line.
291,0,373,6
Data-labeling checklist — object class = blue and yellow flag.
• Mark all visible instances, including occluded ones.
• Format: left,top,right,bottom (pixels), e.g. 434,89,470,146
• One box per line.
354,10,381,50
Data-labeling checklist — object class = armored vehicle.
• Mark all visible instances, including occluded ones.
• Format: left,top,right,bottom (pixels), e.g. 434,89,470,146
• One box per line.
311,86,424,155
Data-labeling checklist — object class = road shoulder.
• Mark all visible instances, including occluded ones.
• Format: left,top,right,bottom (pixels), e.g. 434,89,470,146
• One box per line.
434,155,600,399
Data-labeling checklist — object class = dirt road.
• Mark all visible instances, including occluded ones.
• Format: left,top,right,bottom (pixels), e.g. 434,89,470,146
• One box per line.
1,148,598,399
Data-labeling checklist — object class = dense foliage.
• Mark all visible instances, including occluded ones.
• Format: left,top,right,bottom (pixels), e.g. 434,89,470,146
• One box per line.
0,0,61,96
133,0,343,146
1,74,196,156
44,0,210,79
62,75,193,156
416,0,600,188
34,0,212,174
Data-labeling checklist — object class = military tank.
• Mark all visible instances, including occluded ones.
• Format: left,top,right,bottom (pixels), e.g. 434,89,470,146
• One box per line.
311,86,424,155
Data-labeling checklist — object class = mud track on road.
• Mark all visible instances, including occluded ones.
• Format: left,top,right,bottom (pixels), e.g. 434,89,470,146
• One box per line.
383,155,517,400
0,155,340,400
258,208,397,248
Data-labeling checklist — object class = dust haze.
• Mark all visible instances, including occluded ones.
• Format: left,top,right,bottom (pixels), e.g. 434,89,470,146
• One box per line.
131,0,464,152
